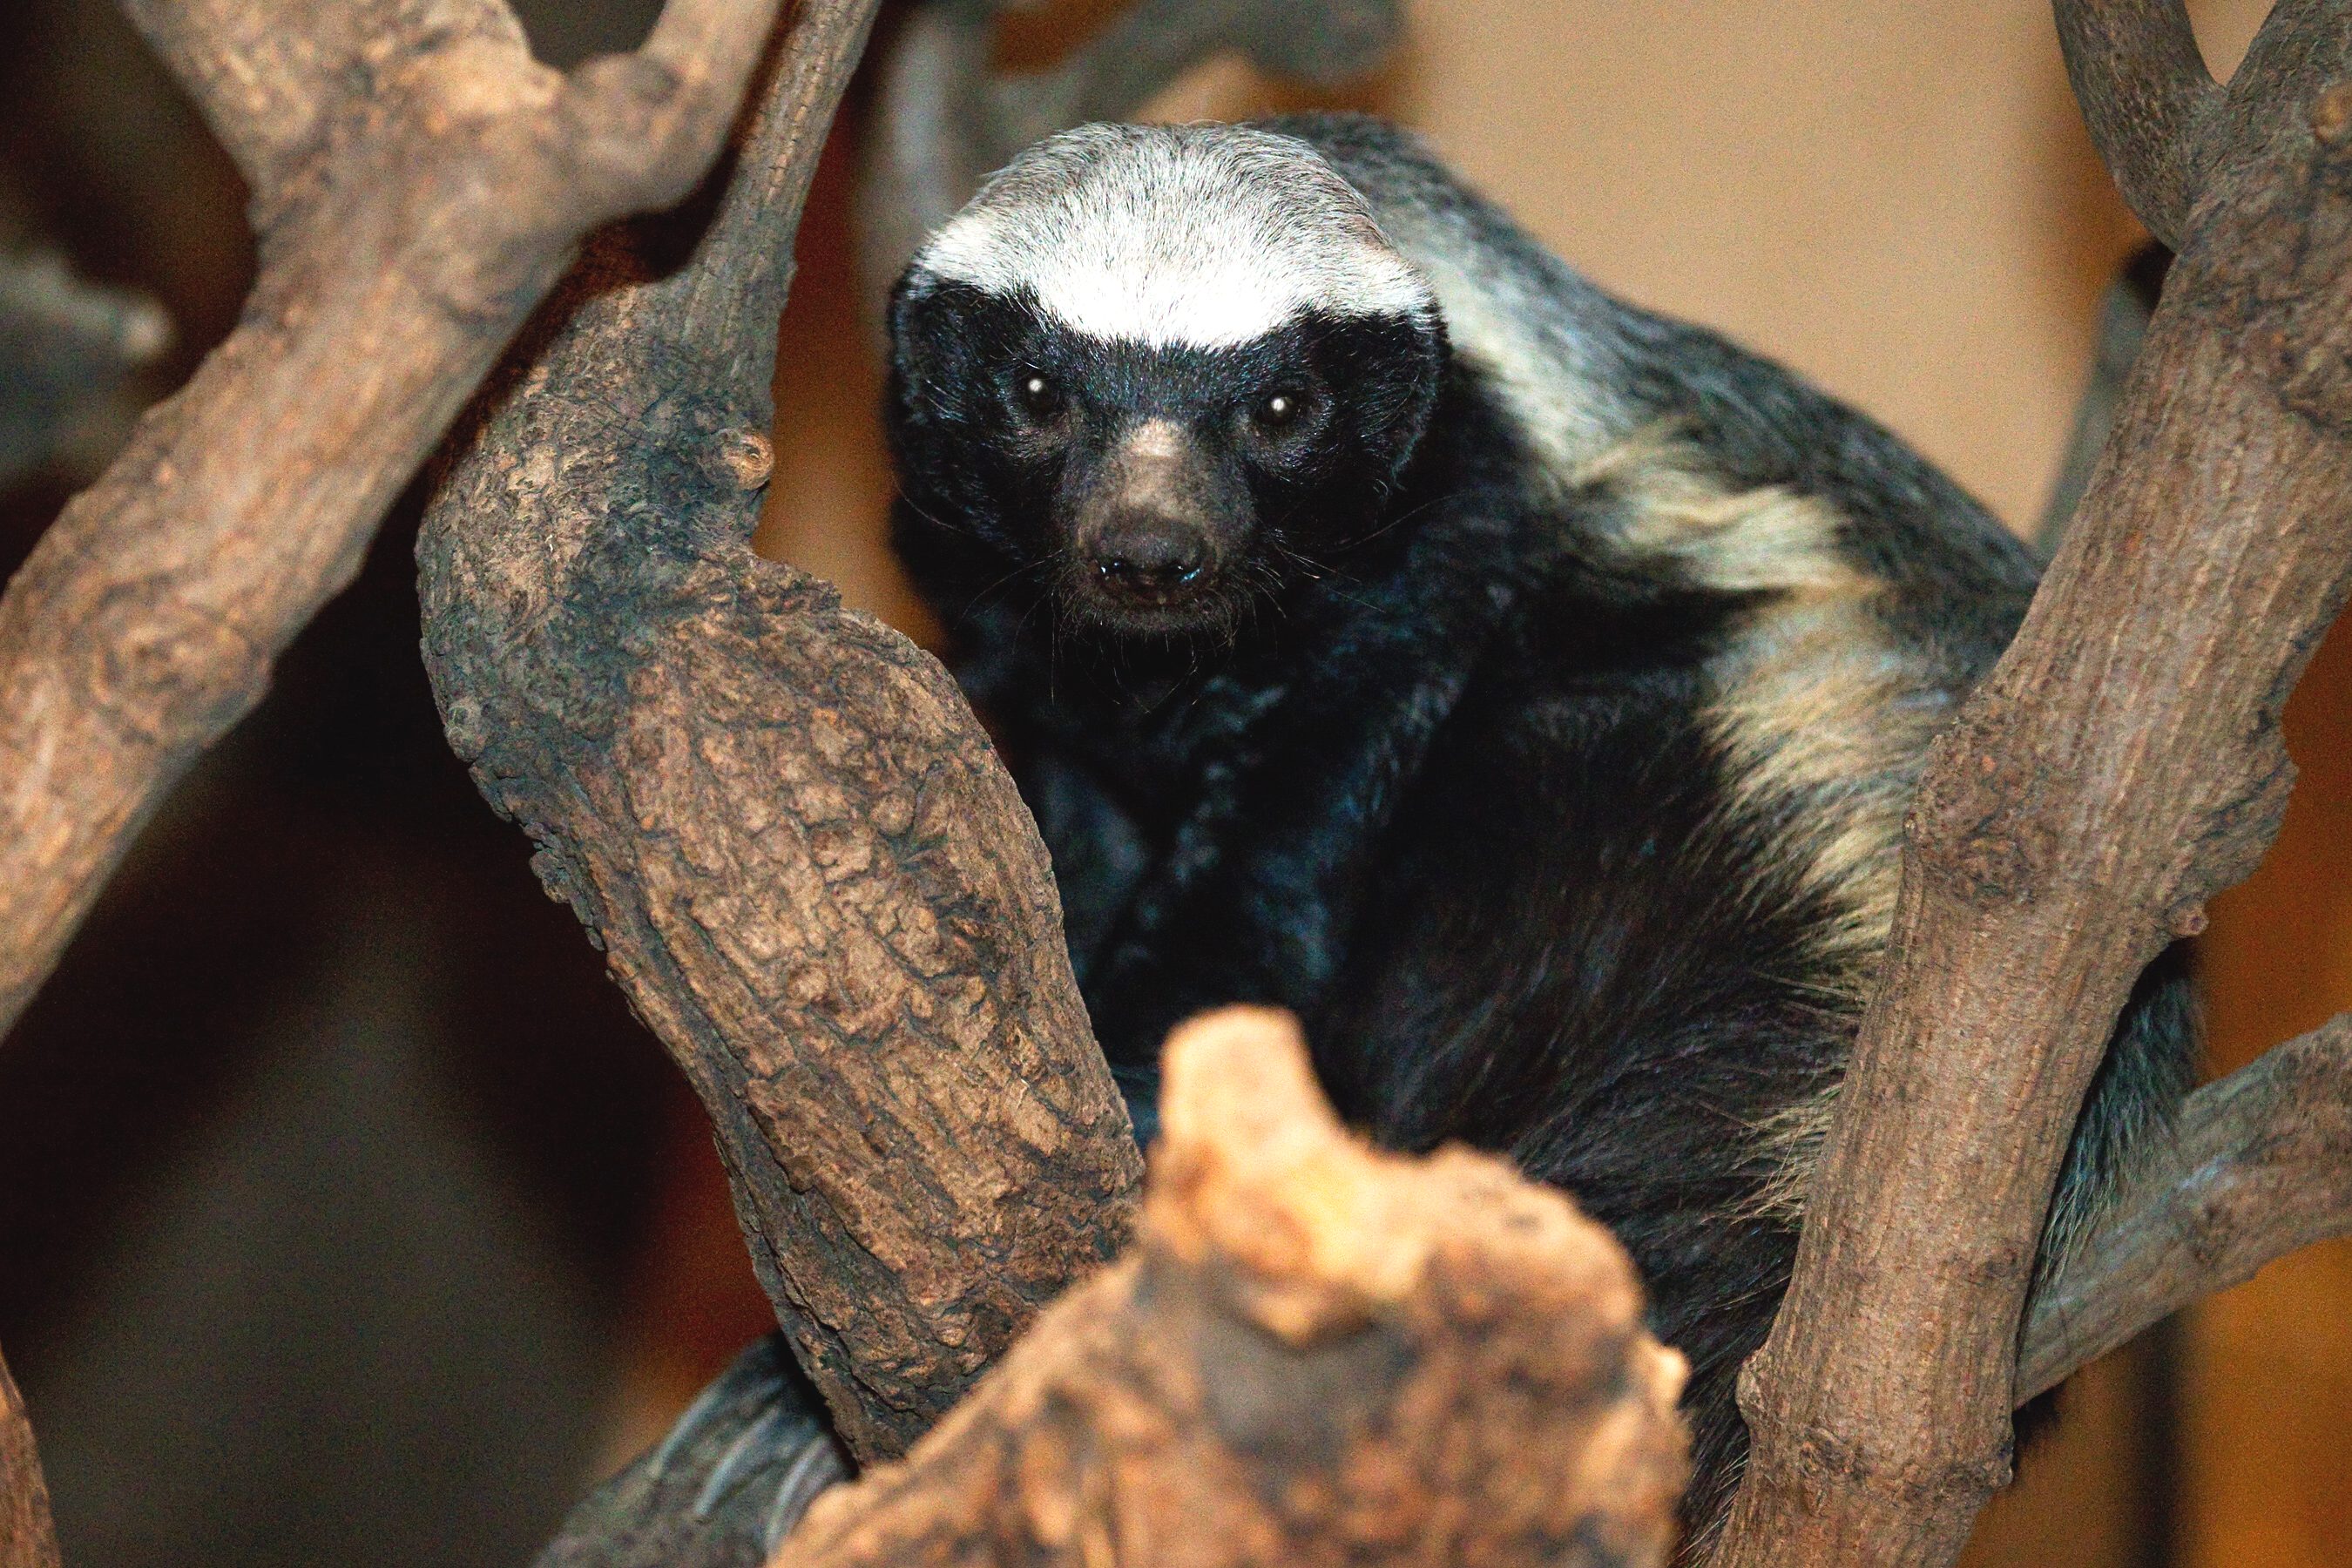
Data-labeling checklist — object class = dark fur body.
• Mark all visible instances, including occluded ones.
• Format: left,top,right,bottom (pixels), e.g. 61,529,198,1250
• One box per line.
886,113,2197,1541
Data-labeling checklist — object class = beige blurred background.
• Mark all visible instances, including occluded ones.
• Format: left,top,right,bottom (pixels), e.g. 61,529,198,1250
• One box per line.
757,3,2349,1565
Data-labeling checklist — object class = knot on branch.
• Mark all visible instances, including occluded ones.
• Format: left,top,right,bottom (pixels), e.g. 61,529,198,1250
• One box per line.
2173,727,2295,907
1907,686,2292,924
75,574,271,752
706,428,775,491
1904,707,2061,906
775,1008,1689,1568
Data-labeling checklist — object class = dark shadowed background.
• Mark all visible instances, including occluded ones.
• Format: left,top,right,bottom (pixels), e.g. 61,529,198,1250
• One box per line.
3,3,2345,1565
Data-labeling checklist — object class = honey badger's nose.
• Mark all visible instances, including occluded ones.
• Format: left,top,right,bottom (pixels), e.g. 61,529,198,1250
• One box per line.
1089,515,1207,600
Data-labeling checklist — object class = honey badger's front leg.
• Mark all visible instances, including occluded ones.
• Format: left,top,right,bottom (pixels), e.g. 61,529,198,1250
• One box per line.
1081,504,1521,1130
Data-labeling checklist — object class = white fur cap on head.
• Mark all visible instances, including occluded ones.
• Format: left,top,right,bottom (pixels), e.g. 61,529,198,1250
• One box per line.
909,122,1437,351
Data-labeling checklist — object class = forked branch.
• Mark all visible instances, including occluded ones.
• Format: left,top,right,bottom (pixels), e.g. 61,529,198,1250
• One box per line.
1718,4,2352,1563
769,1010,1688,1568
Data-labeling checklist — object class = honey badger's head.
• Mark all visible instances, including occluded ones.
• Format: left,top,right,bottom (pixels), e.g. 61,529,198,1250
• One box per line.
886,122,1445,640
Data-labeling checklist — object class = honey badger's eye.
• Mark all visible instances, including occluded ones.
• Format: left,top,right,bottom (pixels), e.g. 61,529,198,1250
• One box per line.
1013,371,1063,421
1254,389,1307,431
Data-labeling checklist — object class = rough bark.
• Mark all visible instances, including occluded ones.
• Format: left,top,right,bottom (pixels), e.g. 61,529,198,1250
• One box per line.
2017,1012,2352,1401
0,0,787,1040
855,0,1403,307
418,0,1146,1465
0,1348,59,1568
767,1008,1689,1568
1716,4,2352,1564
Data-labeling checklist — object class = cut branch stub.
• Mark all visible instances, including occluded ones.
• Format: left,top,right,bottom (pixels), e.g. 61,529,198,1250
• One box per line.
0,0,786,1041
0,248,170,486
419,0,1143,1463
768,1008,1690,1568
1716,5,2352,1565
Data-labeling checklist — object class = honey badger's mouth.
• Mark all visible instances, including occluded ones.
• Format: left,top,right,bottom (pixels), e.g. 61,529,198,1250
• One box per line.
1055,553,1251,640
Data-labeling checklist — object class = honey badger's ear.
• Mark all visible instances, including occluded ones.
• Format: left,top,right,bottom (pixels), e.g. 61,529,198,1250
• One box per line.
882,274,1005,437
1330,309,1446,479
882,272,956,407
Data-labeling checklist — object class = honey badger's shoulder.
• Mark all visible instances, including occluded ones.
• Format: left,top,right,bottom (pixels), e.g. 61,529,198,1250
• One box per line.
1270,108,2054,1009
1267,111,2042,645
1259,110,2041,993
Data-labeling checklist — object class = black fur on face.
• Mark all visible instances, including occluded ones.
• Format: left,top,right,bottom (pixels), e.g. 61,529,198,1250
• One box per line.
885,278,1446,642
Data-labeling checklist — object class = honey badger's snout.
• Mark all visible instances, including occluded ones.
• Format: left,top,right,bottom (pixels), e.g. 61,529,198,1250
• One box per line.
1067,420,1250,618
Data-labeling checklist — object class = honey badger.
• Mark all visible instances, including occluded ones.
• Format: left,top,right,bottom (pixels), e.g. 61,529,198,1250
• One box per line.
882,114,2196,1539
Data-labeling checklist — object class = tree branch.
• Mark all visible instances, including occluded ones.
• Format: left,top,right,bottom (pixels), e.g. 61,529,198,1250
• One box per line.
0,1345,59,1568
2053,0,2220,247
0,0,784,1042
767,1009,1690,1568
1717,4,2352,1563
2017,1013,2352,1402
419,0,1146,1466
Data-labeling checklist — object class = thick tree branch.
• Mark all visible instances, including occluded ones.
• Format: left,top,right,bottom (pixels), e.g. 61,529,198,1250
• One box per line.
0,1346,59,1568
856,0,1402,306
2017,1013,2352,1401
0,0,782,1042
420,0,1145,1466
767,1009,1689,1568
2054,0,2220,247
1717,4,2352,1564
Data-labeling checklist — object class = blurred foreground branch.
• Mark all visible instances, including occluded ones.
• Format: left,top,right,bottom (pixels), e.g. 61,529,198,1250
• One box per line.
770,1010,1687,1568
